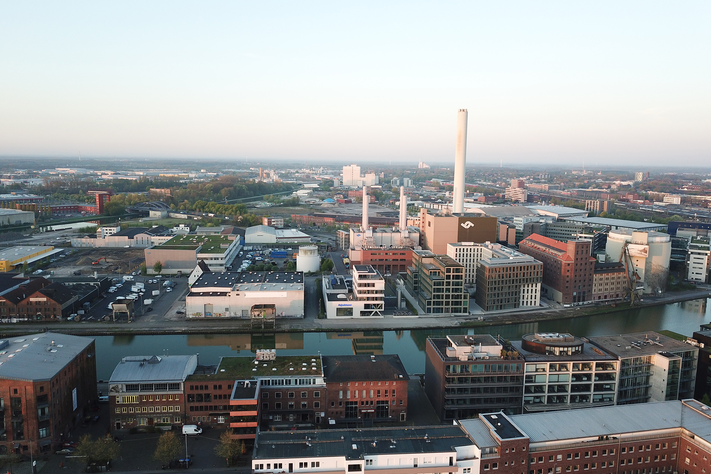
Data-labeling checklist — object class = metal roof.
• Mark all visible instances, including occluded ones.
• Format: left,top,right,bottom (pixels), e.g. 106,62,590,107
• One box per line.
0,332,94,381
458,418,498,448
109,355,198,383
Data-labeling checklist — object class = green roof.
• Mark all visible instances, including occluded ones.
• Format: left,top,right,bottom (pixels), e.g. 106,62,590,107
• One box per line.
159,234,233,253
190,356,324,381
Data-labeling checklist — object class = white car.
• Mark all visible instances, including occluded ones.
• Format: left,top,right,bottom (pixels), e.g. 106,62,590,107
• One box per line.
115,283,123,288
166,288,173,293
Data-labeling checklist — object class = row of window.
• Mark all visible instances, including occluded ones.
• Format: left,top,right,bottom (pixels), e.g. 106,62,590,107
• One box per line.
117,394,179,403
115,405,180,413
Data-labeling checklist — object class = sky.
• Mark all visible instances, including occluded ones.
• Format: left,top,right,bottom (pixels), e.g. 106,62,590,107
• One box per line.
1,1,710,167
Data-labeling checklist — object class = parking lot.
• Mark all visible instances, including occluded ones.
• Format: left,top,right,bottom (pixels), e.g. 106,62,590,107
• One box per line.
82,275,187,323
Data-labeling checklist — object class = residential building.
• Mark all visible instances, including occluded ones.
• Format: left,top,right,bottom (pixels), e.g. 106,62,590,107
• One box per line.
322,355,409,424
108,354,198,431
425,335,524,421
261,216,284,228
185,369,242,432
591,262,628,302
504,186,528,203
518,234,595,304
405,250,468,314
511,333,618,413
342,164,362,187
229,380,260,440
585,199,613,214
589,332,697,404
0,332,97,455
187,271,304,319
687,238,711,283
336,229,349,250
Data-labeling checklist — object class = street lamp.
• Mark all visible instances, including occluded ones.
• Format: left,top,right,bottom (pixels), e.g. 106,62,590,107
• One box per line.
184,433,189,469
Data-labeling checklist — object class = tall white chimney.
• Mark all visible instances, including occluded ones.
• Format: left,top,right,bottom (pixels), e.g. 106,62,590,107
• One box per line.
362,185,369,231
399,186,407,232
452,108,468,214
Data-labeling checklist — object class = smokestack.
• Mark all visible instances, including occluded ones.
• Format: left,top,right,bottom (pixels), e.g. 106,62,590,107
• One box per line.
453,109,468,214
399,186,407,232
362,185,369,231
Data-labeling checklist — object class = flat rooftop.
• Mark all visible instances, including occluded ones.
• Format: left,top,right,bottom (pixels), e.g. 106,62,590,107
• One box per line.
481,413,527,440
253,425,473,460
588,332,693,358
160,234,233,253
213,355,323,379
322,355,409,383
0,332,94,381
0,246,54,261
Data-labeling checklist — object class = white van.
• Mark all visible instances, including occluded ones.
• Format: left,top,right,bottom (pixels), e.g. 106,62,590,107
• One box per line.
182,425,202,435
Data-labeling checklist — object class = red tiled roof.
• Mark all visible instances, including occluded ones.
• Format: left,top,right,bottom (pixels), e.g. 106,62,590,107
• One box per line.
522,233,568,252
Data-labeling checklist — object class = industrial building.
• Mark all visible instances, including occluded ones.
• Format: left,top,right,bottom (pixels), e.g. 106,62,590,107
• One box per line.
518,234,596,305
0,245,61,272
348,186,420,275
71,226,172,248
0,332,97,456
0,208,35,226
296,245,320,273
322,265,384,319
144,233,241,274
605,229,671,294
591,262,628,302
418,209,498,255
187,271,304,319
405,250,468,315
245,225,311,244
108,354,198,431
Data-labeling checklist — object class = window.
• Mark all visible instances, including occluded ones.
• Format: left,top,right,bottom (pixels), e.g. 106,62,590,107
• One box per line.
288,392,295,399
366,460,373,466
311,462,320,468
301,391,307,399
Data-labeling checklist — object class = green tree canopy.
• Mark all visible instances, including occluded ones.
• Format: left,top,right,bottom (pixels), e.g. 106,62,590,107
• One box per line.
154,432,181,466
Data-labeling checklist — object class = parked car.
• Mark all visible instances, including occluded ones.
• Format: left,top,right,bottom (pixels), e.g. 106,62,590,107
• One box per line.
98,396,109,403
176,310,185,314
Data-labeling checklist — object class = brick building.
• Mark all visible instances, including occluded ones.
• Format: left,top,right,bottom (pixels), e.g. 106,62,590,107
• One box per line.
592,262,628,302
108,355,197,431
518,234,595,304
0,332,96,456
322,355,409,424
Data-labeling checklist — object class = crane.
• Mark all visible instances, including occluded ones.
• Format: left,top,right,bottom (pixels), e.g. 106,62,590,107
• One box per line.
619,242,642,305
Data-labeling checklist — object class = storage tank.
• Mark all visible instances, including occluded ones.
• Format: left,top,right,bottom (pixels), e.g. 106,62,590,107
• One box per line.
296,245,320,273
605,230,671,294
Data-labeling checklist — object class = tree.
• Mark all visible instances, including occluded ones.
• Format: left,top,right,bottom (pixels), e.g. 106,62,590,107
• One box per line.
701,393,711,407
153,261,163,275
74,434,121,469
154,432,181,467
214,431,243,466
286,261,296,271
320,259,334,272
139,263,147,276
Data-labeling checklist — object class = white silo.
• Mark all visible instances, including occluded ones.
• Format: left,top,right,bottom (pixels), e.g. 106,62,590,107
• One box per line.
605,230,671,294
296,245,321,273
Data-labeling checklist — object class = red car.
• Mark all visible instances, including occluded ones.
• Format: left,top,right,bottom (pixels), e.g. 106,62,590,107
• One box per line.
62,441,79,449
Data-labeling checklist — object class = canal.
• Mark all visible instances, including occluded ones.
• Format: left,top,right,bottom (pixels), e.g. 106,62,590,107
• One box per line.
94,298,711,380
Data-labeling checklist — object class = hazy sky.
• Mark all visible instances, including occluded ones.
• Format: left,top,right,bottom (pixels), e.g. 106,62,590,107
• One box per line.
1,1,710,166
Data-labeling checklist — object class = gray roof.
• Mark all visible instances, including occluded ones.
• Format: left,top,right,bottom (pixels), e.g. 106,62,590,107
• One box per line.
254,425,474,460
588,332,693,358
564,216,667,230
109,355,198,383
0,332,94,381
458,418,499,448
509,400,707,444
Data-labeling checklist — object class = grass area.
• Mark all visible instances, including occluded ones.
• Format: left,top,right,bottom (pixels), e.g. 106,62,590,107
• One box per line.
217,356,321,379
160,234,234,253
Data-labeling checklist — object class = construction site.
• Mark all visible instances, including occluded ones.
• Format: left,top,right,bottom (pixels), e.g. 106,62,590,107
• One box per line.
50,248,146,276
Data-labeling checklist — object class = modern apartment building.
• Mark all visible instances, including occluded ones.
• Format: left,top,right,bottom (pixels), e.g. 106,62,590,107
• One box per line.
687,238,711,283
405,250,468,314
322,266,385,319
518,234,595,304
425,335,524,421
589,332,698,404
511,333,618,413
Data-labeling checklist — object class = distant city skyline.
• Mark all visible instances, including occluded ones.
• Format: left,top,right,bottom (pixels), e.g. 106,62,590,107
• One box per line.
1,1,710,166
